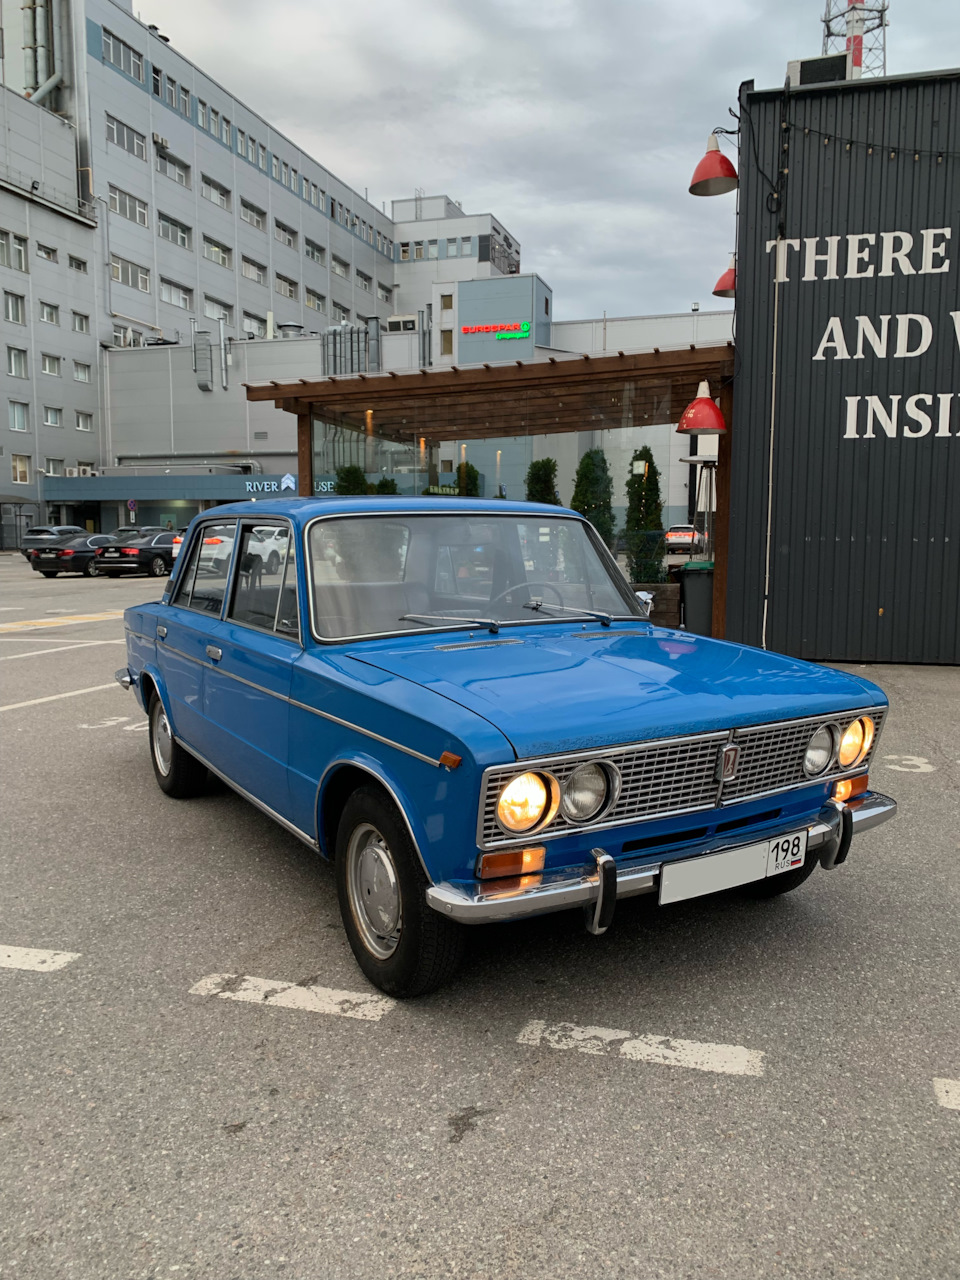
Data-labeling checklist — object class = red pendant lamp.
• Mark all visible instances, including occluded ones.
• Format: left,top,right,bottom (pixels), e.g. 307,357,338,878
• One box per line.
677,382,727,436
712,254,736,298
689,135,738,197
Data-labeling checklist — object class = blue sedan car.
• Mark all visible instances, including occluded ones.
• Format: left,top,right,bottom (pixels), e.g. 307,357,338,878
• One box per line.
117,499,896,996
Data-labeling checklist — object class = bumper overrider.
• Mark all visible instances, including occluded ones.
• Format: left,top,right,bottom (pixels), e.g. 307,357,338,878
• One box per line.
425,792,897,929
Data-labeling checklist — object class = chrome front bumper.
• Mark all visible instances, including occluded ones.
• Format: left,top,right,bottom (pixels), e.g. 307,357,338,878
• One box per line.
425,792,898,925
115,667,133,690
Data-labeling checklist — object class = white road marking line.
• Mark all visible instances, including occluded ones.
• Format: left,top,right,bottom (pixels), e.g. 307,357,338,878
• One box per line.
0,610,124,633
0,639,126,661
1,945,81,972
190,974,396,1022
0,683,118,712
933,1078,960,1110
518,1019,765,1078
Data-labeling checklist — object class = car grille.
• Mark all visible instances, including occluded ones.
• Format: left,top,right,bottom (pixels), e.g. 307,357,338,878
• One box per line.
478,707,886,847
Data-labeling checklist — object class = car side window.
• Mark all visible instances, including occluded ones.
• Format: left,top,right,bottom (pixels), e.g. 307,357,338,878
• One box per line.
228,523,299,640
171,522,236,615
276,533,300,638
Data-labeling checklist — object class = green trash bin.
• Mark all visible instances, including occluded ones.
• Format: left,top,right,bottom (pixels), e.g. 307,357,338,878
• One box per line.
681,560,714,636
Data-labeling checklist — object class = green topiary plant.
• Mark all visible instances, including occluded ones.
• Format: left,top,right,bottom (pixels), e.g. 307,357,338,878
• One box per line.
525,458,560,504
374,475,399,495
334,464,369,496
456,461,480,497
622,446,666,582
570,448,615,547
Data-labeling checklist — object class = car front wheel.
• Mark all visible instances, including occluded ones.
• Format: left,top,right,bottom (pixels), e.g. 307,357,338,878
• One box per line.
336,785,464,997
148,693,208,798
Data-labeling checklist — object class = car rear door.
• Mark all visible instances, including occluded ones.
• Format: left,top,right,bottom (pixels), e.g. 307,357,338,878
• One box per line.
155,519,238,759
201,520,302,824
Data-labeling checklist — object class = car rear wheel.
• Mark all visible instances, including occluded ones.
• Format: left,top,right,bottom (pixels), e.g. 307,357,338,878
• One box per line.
148,555,167,577
148,692,208,798
336,785,464,997
83,558,98,578
40,570,58,578
266,551,280,575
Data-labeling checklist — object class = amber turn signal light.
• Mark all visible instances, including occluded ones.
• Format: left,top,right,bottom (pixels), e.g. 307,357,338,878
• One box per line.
477,846,546,880
833,775,869,803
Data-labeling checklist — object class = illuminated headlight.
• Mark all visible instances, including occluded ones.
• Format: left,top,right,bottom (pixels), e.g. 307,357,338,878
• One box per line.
560,762,615,822
496,771,559,834
839,716,874,768
803,725,837,777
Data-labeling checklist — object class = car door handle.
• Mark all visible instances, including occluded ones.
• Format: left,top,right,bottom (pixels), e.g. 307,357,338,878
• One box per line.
157,625,167,639
206,645,222,662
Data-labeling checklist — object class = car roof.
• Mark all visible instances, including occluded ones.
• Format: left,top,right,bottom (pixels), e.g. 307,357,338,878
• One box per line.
191,497,584,527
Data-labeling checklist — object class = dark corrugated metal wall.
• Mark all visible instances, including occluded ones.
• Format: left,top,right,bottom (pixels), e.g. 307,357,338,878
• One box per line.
727,71,960,663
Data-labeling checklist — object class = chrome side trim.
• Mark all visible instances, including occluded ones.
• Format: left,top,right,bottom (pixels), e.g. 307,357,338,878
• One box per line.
314,759,434,881
175,736,318,851
159,641,445,769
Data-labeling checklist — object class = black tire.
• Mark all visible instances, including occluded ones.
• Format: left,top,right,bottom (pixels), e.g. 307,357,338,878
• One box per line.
742,849,818,898
267,551,280,576
335,784,464,997
83,558,98,578
148,692,208,798
104,571,120,578
148,555,167,577
40,571,58,578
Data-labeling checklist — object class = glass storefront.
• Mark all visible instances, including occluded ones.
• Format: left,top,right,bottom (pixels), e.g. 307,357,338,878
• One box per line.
312,417,439,496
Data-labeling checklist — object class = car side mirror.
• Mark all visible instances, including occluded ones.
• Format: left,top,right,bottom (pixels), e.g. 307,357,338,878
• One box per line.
635,590,654,618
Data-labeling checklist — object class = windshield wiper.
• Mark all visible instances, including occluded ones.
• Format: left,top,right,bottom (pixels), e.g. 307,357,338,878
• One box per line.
401,612,501,634
522,600,614,627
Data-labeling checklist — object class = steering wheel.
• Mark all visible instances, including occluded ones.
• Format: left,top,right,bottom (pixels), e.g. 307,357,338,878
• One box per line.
487,580,565,608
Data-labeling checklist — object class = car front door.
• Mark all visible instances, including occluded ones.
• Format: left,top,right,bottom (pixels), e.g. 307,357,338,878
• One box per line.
155,520,238,759
201,520,303,827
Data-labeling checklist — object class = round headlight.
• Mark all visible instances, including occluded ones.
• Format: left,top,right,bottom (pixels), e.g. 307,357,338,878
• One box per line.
838,718,867,768
803,725,836,776
496,772,554,834
561,762,609,822
860,716,875,758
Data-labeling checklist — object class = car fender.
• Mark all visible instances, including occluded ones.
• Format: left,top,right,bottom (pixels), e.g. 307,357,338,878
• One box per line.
315,751,434,880
135,661,172,724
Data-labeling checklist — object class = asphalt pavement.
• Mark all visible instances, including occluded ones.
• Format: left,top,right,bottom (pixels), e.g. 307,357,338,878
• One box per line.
1,551,958,1280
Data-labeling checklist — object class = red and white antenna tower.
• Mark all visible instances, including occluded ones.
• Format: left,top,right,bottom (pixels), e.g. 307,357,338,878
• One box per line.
822,1,889,78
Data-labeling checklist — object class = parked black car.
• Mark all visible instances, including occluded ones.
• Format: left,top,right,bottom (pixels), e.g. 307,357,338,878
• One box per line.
29,534,117,577
19,525,87,559
96,531,177,577
104,526,167,539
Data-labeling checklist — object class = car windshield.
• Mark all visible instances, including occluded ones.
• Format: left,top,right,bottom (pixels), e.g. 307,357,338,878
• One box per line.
308,513,643,640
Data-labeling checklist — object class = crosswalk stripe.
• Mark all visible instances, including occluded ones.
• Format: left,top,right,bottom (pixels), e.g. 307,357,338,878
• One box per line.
0,945,81,972
933,1078,960,1110
518,1019,764,1077
189,973,396,1022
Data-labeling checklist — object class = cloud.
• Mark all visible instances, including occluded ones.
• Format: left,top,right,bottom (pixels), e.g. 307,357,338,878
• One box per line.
141,0,960,318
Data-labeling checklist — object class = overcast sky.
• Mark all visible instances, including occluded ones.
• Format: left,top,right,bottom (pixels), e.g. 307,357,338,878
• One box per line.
137,0,960,321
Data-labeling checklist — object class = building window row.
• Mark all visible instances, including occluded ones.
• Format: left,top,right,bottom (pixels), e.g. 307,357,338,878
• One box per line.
399,236,473,261
106,114,146,160
111,254,150,292
109,185,149,226
2,230,86,274
6,405,92,436
152,67,191,118
102,29,143,82
5,348,88,381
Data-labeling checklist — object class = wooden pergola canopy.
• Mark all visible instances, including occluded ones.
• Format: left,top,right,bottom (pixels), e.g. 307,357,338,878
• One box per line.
243,344,735,443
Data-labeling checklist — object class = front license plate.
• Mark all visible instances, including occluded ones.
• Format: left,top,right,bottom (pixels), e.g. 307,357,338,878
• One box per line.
660,830,809,905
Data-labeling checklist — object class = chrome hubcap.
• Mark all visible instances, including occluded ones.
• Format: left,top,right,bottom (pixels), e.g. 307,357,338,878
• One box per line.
346,823,401,960
152,705,173,776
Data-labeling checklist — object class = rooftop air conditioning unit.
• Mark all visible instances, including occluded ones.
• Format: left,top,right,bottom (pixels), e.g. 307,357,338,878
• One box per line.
152,133,169,149
386,314,418,333
65,466,78,477
78,465,94,476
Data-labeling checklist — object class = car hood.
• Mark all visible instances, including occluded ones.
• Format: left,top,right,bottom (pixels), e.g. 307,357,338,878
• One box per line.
350,625,887,759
